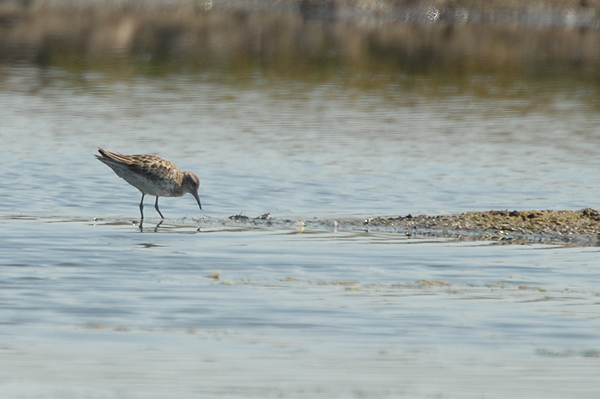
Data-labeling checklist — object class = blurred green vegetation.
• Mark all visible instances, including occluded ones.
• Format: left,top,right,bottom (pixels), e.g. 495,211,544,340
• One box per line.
1,0,600,100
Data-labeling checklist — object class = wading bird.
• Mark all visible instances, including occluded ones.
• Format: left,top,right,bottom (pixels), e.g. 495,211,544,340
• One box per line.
96,148,202,220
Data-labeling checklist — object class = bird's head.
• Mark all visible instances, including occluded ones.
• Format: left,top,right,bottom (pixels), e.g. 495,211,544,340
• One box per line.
182,172,202,210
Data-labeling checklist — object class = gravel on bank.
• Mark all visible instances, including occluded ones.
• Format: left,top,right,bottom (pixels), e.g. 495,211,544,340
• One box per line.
226,209,600,245
363,208,600,244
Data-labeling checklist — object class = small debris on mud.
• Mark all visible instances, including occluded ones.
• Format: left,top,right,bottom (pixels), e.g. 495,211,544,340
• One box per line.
229,213,249,222
220,209,600,245
363,208,600,244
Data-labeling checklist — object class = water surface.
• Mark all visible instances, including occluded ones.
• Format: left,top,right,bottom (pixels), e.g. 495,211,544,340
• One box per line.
1,67,600,398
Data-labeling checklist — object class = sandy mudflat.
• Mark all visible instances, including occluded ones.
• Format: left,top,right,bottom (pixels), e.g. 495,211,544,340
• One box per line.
362,208,600,243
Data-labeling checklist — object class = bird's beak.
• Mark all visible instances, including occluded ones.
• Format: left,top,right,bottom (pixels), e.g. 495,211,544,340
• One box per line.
193,192,202,210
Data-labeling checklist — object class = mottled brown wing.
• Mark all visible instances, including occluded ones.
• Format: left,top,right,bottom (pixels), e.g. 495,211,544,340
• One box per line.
96,148,180,181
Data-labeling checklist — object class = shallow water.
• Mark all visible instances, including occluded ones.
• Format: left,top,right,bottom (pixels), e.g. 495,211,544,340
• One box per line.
1,67,600,398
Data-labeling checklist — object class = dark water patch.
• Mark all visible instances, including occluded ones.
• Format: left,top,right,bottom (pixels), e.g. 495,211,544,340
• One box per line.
136,243,164,248
55,262,83,268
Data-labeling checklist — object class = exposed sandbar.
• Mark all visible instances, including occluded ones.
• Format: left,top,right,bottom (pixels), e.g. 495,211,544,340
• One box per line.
365,208,600,243
227,209,600,245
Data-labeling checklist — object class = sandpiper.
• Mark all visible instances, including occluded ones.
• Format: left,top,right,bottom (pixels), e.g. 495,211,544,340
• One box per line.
95,148,202,220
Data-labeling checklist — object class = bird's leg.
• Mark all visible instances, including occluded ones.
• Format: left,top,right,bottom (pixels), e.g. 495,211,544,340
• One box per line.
155,196,165,219
139,193,145,221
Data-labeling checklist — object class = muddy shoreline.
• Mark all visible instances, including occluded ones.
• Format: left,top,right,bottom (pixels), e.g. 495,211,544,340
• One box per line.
364,208,600,243
225,209,600,245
